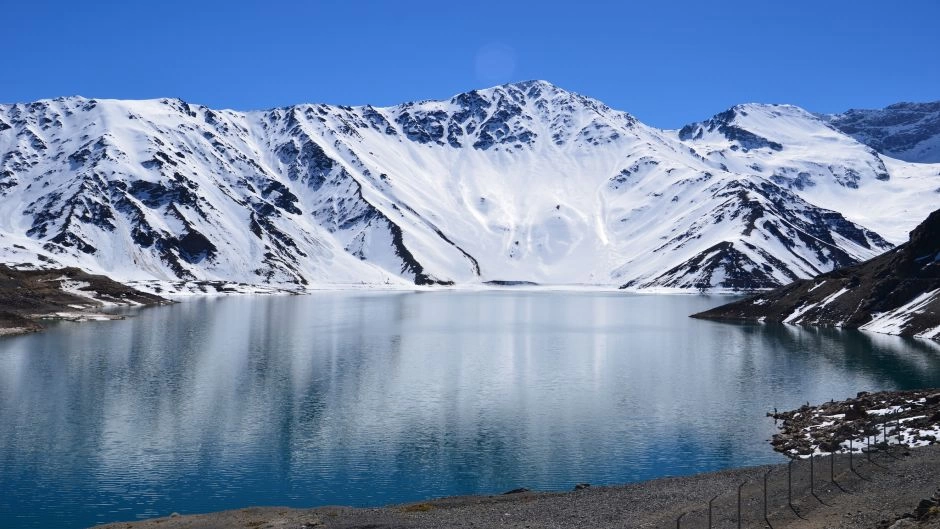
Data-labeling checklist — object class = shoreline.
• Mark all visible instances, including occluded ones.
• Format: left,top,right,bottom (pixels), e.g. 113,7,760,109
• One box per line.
94,444,940,529
0,265,169,337
0,281,739,338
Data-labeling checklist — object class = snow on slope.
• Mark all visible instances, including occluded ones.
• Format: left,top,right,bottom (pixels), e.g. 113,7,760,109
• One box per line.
678,103,940,244
0,82,937,291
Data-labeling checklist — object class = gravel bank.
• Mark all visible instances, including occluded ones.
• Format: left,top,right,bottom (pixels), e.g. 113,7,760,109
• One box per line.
93,444,940,529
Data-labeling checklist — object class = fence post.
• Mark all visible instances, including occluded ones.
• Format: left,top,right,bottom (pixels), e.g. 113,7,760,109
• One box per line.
810,454,814,496
849,439,854,471
677,511,687,529
738,480,747,529
764,468,772,527
830,450,834,483
708,494,719,529
867,435,871,461
788,458,793,511
897,412,902,445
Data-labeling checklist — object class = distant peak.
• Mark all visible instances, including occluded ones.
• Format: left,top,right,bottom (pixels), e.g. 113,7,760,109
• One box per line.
501,79,560,91
456,79,584,102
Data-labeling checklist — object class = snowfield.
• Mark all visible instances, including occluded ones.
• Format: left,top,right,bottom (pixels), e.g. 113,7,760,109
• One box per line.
0,81,937,292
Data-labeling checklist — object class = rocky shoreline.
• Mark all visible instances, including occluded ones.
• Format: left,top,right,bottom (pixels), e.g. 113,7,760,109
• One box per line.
693,208,940,341
0,264,169,336
770,389,940,457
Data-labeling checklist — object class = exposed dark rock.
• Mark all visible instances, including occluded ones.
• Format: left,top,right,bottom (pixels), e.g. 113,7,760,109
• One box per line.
501,488,530,495
693,208,940,339
915,499,937,520
623,179,889,291
360,105,397,135
396,109,447,145
0,264,169,336
680,107,783,151
276,139,336,191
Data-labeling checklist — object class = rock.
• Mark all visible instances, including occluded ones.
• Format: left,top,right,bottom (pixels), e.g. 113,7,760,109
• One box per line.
692,208,940,338
926,393,940,406
574,483,591,491
888,518,917,529
916,498,938,519
502,488,530,495
857,391,870,398
845,403,868,420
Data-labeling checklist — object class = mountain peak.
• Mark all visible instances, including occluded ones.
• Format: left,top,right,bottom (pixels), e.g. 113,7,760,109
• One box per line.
499,79,560,91
444,80,607,111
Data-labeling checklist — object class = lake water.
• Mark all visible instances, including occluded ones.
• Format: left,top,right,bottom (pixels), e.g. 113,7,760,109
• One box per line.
2,291,940,529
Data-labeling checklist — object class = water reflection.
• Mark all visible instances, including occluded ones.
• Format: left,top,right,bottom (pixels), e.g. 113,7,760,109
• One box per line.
0,291,939,529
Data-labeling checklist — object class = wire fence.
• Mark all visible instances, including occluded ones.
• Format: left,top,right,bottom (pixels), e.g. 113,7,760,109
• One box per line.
670,412,917,529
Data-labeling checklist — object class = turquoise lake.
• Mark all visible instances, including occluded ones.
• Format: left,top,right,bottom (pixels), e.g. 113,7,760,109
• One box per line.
2,291,940,528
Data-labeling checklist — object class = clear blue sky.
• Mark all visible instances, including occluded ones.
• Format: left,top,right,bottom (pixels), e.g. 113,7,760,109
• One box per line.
2,0,938,128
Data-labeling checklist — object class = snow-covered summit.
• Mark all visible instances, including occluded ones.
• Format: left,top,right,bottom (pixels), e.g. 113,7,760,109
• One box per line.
0,83,937,291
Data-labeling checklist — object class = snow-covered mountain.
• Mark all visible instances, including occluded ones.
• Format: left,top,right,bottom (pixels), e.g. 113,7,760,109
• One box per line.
0,81,937,291
825,101,940,163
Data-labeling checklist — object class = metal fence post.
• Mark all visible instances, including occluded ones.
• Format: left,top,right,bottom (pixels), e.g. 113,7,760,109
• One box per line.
764,468,772,527
849,439,853,470
810,454,814,496
738,480,747,529
708,494,719,529
897,412,902,445
677,511,687,529
830,450,834,482
788,458,793,511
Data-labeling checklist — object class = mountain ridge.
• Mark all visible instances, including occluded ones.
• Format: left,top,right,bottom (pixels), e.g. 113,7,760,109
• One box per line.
0,81,937,292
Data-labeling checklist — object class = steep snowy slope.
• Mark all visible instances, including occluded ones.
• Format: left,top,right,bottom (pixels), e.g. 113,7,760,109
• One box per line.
678,103,940,244
0,82,936,291
0,98,412,287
